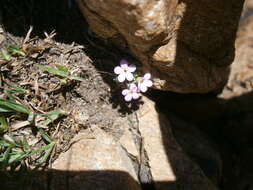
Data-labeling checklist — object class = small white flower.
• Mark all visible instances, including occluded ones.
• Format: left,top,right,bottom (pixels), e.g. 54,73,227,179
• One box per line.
114,60,136,82
138,73,153,92
122,83,140,102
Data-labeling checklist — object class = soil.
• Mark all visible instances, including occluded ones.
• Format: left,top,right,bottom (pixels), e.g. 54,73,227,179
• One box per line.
1,0,253,190
0,0,140,185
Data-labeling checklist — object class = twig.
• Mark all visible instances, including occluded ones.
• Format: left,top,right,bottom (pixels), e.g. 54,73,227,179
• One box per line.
23,26,33,44
52,121,61,138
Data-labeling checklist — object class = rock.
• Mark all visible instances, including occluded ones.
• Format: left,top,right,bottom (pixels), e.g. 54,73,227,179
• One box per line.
169,115,222,185
51,127,141,190
119,127,139,158
136,96,218,190
220,7,253,100
77,0,244,93
218,5,253,116
243,0,253,15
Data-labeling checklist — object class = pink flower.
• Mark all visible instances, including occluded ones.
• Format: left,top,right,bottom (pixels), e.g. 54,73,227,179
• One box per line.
114,60,136,82
138,73,153,92
122,83,140,102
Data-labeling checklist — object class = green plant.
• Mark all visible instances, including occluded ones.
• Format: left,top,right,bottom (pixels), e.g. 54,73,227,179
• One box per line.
37,64,84,84
0,94,65,170
0,45,25,61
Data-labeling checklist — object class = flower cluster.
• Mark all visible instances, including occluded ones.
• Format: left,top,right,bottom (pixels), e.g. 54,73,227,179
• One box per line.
114,59,153,102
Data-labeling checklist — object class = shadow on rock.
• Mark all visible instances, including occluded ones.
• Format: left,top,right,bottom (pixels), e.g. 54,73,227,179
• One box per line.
0,0,249,190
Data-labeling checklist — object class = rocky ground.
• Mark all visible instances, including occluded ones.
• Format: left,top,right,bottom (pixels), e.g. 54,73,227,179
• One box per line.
1,0,253,190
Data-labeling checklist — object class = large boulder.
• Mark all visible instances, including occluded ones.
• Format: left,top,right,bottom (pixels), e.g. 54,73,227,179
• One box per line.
77,0,244,93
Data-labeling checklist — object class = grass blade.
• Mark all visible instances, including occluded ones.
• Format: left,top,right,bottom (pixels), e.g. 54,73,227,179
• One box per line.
0,51,11,61
56,65,68,73
39,142,55,164
71,76,85,81
38,129,53,143
28,112,35,122
0,146,12,166
7,45,26,56
41,110,65,126
37,64,69,78
21,136,30,152
0,140,11,147
0,99,32,115
6,86,28,95
0,116,9,133
7,151,30,165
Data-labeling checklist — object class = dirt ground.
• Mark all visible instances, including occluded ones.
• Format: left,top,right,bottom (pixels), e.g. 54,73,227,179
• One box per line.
0,0,140,186
2,0,253,190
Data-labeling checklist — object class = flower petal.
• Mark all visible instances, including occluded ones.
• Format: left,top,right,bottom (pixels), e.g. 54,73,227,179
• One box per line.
132,92,140,100
143,73,151,80
118,74,126,82
124,94,132,102
114,66,123,74
125,72,134,81
120,59,129,69
139,84,148,92
122,89,129,96
129,83,138,91
143,80,153,87
128,64,136,72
